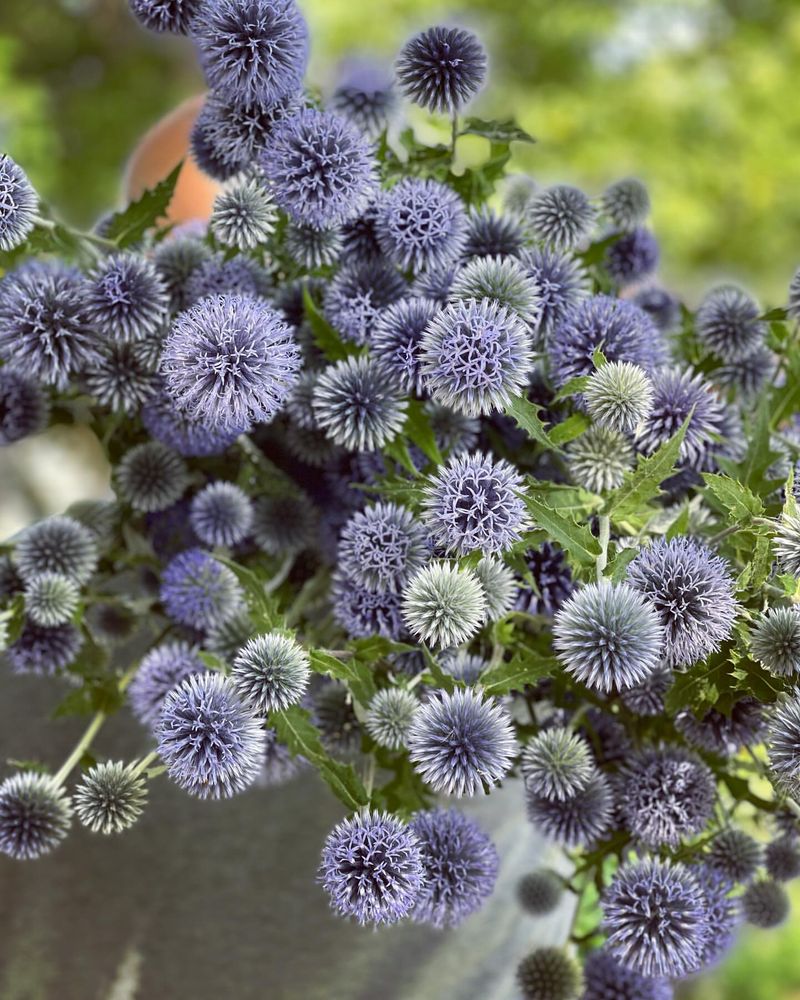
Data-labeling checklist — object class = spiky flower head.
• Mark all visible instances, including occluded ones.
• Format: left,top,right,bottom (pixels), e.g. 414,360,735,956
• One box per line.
620,668,673,717
329,57,397,137
159,548,243,630
154,235,212,312
517,869,563,916
626,537,737,669
638,368,727,471
0,369,49,445
553,581,663,692
407,687,515,796
84,338,160,414
160,293,301,433
526,772,613,847
412,262,458,304
0,772,72,860
449,255,542,326
742,879,790,928
750,607,800,677
128,640,205,728
231,632,310,714
439,649,486,684
319,809,424,926
409,808,499,928
707,828,763,884
116,441,190,513
189,482,254,548
581,950,671,1000
184,253,268,304
210,174,278,250
73,760,147,835
518,246,589,339
765,836,800,882
0,154,37,252
312,355,407,452
142,389,242,458
337,502,428,595
420,298,534,416
527,184,596,252
323,259,406,346
567,426,634,493
395,25,487,114
789,266,800,319
376,178,467,273
191,0,308,106
5,621,82,676
605,228,660,285
473,555,516,620
311,680,362,755
23,573,79,628
516,948,583,1000
331,571,406,640
585,361,653,434
633,285,681,334
695,285,765,362
14,514,98,586
462,206,525,260
768,695,800,782
713,345,776,401
521,727,594,802
402,561,487,649
365,688,418,749
602,859,710,979
252,490,317,555
129,0,201,32
284,223,342,270
87,253,168,343
677,698,764,758
773,513,800,577
601,177,651,231
372,297,439,395
204,607,253,664
515,542,574,617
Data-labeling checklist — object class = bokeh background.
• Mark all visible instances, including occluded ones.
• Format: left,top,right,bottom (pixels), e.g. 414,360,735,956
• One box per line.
1,1,800,997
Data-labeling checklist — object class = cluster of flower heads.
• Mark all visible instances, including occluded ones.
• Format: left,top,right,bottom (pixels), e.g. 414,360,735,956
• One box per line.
4,4,800,996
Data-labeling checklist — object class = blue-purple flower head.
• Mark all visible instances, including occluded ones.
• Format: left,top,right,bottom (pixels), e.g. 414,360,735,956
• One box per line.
402,561,487,649
5,621,82,676
189,481,254,548
159,548,243,630
581,950,671,1000
527,184,596,252
0,155,37,252
677,698,764,758
518,246,589,340
262,108,377,230
160,294,301,433
768,695,800,783
129,0,202,34
627,537,738,669
143,388,243,458
319,809,424,926
695,285,765,362
128,640,205,729
409,808,499,928
395,25,487,114
323,259,406,346
376,178,467,273
88,253,169,344
463,206,525,260
84,337,160,414
329,57,397,137
635,367,725,469
604,228,659,285
0,772,71,860
372,297,439,394
191,0,308,106
331,570,406,640
184,253,269,304
515,542,574,617
14,514,98,586
633,285,681,333
620,668,673,717
526,771,614,848
691,863,739,969
0,369,49,445
337,502,428,595
312,355,407,452
601,177,651,232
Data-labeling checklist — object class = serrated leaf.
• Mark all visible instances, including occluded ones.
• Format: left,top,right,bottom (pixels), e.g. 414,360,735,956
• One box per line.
526,480,604,515
302,287,352,361
603,416,689,519
479,653,558,697
548,412,590,446
216,556,285,631
504,395,554,449
103,162,182,247
309,649,377,709
523,495,601,566
458,117,535,144
552,375,591,402
702,473,764,522
419,645,456,693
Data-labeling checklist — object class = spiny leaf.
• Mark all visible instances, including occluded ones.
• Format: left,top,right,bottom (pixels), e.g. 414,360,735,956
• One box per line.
504,395,555,449
103,162,182,247
309,649,377,709
479,653,558,697
523,495,601,567
548,412,590,446
458,117,535,144
702,473,764,523
603,415,689,519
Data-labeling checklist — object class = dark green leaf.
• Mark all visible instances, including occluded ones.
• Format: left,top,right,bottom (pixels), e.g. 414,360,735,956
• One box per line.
403,399,443,465
603,416,689,519
309,649,377,708
504,395,554,449
459,117,535,144
552,375,591,402
302,287,352,361
523,495,601,567
103,162,182,247
702,473,764,522
479,653,558,697
548,412,590,446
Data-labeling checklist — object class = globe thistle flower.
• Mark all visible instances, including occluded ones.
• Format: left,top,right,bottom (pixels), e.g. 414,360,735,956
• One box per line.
707,829,763,884
5,621,82,676
0,369,49,445
145,500,200,559
0,772,72,860
262,108,377,230
372,297,440,395
503,174,538,216
128,640,205,728
695,285,766,362
566,426,634,492
581,950,671,1000
319,809,424,926
0,154,37,252
311,681,362,755
626,537,737,669
407,687,515,796
602,859,709,979
210,175,278,250
765,836,800,882
439,649,486,684
312,355,407,452
153,235,212,312
639,367,728,470
517,869,564,916
395,25,487,114
231,632,310,714
693,865,737,968
128,0,201,33
159,548,243,630
86,602,137,648
515,543,574,617
421,298,535,417
284,223,343,270
742,879,790,928
329,58,397,137
87,253,168,343
285,419,341,468
750,607,800,677
409,808,499,928
323,259,407,346
584,361,653,434
516,949,583,1000
184,254,269,303
527,184,596,252
553,581,663,693
789,266,800,319
633,285,681,333
526,772,614,848
768,695,800,781
713,345,776,401
412,262,458,305
142,390,242,458
605,228,659,285
191,0,308,106
74,761,147,835
449,256,542,326
521,727,594,802
518,246,589,339
773,513,800,577
157,672,265,799
548,295,661,389
84,338,160,414
204,607,253,664
425,401,480,456
14,515,98,586
473,555,517,621
376,178,467,273
364,688,418,749
462,206,525,260
116,441,190,513
337,503,428,595
23,573,79,628
0,262,99,388
620,668,673,716
161,294,301,433
601,177,651,231
251,490,317,555
189,482,254,548
402,562,487,649
331,571,406,640
677,698,764,758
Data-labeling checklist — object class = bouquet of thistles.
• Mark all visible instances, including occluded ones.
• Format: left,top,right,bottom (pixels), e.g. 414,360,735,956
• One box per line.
3,2,800,997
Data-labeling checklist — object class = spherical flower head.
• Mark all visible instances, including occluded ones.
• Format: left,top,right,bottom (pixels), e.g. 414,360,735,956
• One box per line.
402,561,487,649
412,262,458,304
0,369,50,445
765,836,800,882
768,695,800,782
128,0,201,33
184,254,269,304
516,869,563,916
515,542,574,617
463,206,525,260
160,294,301,433
518,246,589,340
633,285,681,333
154,235,212,312
88,253,168,344
85,338,160,414
252,490,317,555
713,344,776,401
189,482,254,548
742,879,790,928
191,0,308,106
602,859,710,979
567,426,634,493
23,573,79,628
620,668,673,717
409,808,499,928
773,513,800,577
473,555,516,621
372,297,440,395
204,607,253,664
0,154,37,252
789,266,800,319
159,548,243,630
585,361,654,435
526,771,613,848
262,108,377,230
0,772,72,860
74,760,147,835
376,178,467,273
284,222,343,270
421,298,534,417
323,259,406,346
312,680,362,755
707,828,763,884
5,621,82,676
116,441,190,513
605,228,659,285
521,727,594,802
329,57,397,138
128,640,205,728
601,177,651,231
626,537,737,669
312,355,407,452
210,174,278,250
750,607,800,677
231,632,310,714
0,262,99,388
365,687,418,749
581,949,672,1000
423,402,478,457
142,389,243,458
677,698,764,758
516,947,583,1000
395,25,487,114
527,184,596,252
331,570,406,640
449,255,542,327
439,648,487,684
319,809,424,926
695,285,765,362
14,514,98,586
337,502,428,595
553,581,663,693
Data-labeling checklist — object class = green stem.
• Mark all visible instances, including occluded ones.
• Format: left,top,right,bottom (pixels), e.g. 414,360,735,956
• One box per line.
265,553,295,594
363,755,376,800
129,750,160,780
450,110,459,157
53,713,106,787
595,514,610,582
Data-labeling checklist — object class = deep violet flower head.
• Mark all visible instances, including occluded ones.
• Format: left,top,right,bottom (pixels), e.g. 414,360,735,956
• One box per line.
707,829,763,884
581,950,671,1000
514,542,574,617
252,491,318,556
87,253,169,343
518,246,589,339
0,369,50,445
74,761,147,835
116,441,190,513
462,206,525,260
184,253,269,304
376,178,467,273
516,869,563,916
677,698,764,758
337,502,428,595
312,355,407,452
601,177,651,232
690,864,739,969
395,26,487,114
319,810,425,926
604,228,660,285
127,640,205,728
635,367,726,468
695,285,766,362
189,482,254,548
364,688,419,749
142,389,243,458
331,571,406,640
742,879,790,928
128,0,202,33
323,259,406,346
159,548,243,630
409,808,499,928
633,285,681,333
371,297,440,394
526,771,613,849
231,632,310,714
84,338,160,415
516,948,583,1000
5,621,82,676
0,155,37,252
765,836,800,882
14,514,98,586
0,773,72,860
329,57,397,137
520,727,594,802
620,668,673,717
527,184,596,252
402,561,487,649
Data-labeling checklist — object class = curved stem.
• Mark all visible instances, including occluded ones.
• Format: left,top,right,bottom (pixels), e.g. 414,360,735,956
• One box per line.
53,713,106,787
129,750,160,780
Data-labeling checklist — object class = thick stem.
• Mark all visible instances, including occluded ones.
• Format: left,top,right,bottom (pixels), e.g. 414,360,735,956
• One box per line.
265,553,295,594
129,750,160,780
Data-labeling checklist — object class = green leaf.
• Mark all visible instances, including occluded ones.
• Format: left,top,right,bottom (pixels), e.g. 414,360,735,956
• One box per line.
548,412,590,446
419,646,456,693
525,480,603,516
197,651,227,672
702,473,764,522
103,162,182,247
403,399,443,465
458,117,535,144
552,375,591,402
302,287,352,361
523,495,601,567
309,649,377,709
216,556,285,631
0,594,25,647
479,653,558,697
760,307,788,321
603,416,689,519
503,395,554,449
